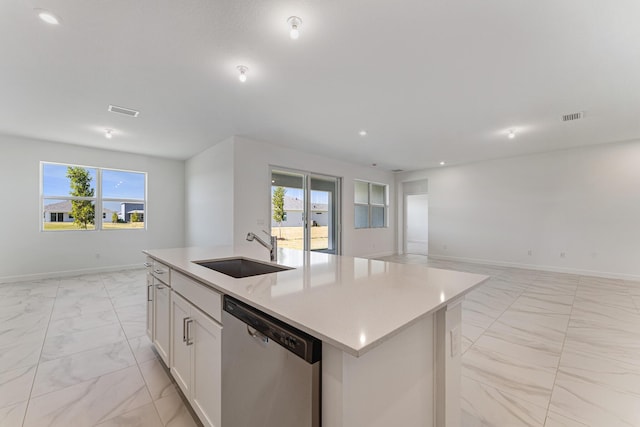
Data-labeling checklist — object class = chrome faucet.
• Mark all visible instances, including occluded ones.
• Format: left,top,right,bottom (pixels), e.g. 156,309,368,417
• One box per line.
246,230,278,262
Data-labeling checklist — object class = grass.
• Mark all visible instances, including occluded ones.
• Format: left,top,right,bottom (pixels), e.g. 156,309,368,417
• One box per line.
271,226,329,250
43,222,144,231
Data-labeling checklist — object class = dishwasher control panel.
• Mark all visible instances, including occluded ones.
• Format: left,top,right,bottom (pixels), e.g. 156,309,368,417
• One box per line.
224,296,321,363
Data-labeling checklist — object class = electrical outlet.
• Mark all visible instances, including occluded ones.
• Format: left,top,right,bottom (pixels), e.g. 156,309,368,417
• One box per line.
257,219,264,225
560,252,566,258
527,249,533,256
443,244,448,250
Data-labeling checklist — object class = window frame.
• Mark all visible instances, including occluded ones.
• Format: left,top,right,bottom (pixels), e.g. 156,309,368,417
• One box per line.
40,162,147,232
354,180,388,229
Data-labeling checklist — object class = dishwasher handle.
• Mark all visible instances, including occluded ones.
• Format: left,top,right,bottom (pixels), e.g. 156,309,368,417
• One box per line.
247,325,269,344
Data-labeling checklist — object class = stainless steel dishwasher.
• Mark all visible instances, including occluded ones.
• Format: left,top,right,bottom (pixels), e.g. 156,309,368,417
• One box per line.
222,296,322,427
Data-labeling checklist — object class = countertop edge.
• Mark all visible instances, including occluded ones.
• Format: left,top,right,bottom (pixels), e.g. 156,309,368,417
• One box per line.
143,248,490,357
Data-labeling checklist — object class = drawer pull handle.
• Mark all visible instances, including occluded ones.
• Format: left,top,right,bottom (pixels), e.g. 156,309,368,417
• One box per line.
144,262,152,267
154,269,165,275
186,319,194,346
183,317,189,342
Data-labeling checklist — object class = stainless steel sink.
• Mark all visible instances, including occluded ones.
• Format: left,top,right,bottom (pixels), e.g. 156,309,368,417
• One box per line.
193,257,292,279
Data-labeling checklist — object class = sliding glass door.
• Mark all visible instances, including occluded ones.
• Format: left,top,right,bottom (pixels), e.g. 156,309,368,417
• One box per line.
271,168,341,254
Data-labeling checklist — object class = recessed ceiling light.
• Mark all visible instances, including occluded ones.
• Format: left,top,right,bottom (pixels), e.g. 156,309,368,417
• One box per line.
287,16,302,40
237,65,248,83
439,161,445,166
508,129,516,139
35,9,61,25
104,129,113,139
359,130,367,136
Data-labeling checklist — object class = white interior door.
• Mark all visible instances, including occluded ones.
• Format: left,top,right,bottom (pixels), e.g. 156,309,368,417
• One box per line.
404,194,428,255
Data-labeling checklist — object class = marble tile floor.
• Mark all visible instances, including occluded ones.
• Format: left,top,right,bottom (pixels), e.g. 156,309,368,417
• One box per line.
3,259,640,426
0,270,200,427
381,254,640,427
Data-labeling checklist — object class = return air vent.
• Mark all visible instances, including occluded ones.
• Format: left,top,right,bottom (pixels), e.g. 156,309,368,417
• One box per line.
108,104,140,118
562,111,584,122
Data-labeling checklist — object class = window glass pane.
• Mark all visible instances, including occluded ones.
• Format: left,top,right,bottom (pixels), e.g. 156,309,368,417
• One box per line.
371,206,385,228
102,170,145,199
354,181,369,204
271,170,305,251
43,164,96,197
370,184,385,205
43,199,95,231
355,205,369,229
103,202,145,230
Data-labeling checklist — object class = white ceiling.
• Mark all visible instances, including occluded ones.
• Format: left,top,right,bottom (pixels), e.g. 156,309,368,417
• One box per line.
2,0,640,171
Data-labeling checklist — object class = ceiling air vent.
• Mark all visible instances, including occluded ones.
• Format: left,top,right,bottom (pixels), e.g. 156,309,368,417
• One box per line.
391,169,404,173
108,104,140,118
562,111,584,122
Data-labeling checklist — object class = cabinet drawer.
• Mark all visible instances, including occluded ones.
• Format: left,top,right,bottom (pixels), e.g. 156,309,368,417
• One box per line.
144,256,154,272
172,271,222,323
152,260,171,285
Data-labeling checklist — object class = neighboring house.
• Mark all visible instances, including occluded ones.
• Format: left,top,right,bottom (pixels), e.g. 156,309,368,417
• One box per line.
120,202,144,222
271,196,329,227
43,200,74,223
43,200,113,222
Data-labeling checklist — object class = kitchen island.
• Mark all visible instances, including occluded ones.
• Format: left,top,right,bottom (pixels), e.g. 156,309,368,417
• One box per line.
144,246,488,427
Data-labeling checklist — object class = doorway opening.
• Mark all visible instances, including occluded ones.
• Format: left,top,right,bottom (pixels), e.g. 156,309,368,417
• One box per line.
404,193,428,255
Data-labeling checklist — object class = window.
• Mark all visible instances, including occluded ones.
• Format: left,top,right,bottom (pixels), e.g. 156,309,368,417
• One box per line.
41,162,146,231
354,180,388,229
101,169,146,230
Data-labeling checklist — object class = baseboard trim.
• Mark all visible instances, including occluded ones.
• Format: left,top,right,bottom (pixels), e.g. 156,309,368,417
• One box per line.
0,264,144,284
427,254,640,281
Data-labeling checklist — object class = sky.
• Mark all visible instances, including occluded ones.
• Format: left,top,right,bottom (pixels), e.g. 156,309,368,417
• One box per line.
43,163,145,211
272,186,328,204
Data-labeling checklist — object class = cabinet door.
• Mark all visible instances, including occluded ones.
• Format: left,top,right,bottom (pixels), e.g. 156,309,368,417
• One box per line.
153,279,170,365
191,306,222,427
170,291,192,398
146,272,153,340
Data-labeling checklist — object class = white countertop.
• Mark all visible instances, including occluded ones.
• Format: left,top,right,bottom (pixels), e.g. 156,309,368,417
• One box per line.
144,246,489,357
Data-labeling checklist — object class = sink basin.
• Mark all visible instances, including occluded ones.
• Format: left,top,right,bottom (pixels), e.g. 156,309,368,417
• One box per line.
193,257,292,279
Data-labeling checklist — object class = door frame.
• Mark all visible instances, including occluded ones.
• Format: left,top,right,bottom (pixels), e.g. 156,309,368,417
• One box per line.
269,166,342,255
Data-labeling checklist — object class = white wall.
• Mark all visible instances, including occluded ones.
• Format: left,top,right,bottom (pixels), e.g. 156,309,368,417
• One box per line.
0,134,185,281
233,137,396,257
185,136,396,257
396,140,640,279
185,137,235,247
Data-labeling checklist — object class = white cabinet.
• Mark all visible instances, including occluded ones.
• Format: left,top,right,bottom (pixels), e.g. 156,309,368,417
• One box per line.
146,272,153,339
170,291,191,395
170,290,222,427
191,306,222,427
146,257,222,427
145,257,154,340
148,258,171,365
153,277,171,365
